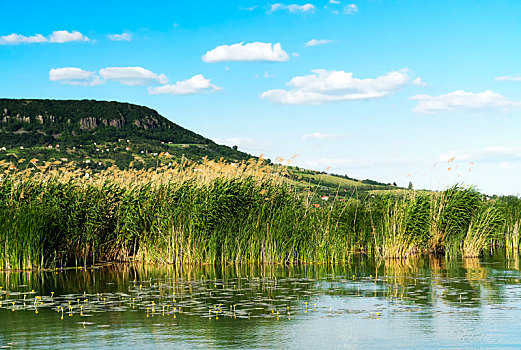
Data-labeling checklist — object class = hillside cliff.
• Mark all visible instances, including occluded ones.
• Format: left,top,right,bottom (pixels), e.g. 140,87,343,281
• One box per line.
0,99,251,168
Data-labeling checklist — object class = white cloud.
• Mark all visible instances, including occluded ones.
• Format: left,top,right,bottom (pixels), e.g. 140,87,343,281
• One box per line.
99,67,168,86
412,77,426,86
202,42,289,63
262,68,422,105
301,157,410,169
495,75,521,82
49,67,103,86
344,4,358,14
213,137,256,148
148,74,221,95
329,0,340,3
0,33,47,44
301,132,348,140
49,30,88,43
0,30,88,45
305,39,333,47
440,146,521,164
107,33,132,41
268,3,316,13
411,90,521,114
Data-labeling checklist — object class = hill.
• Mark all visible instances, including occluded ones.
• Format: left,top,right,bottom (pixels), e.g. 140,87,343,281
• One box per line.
0,99,251,169
0,98,400,196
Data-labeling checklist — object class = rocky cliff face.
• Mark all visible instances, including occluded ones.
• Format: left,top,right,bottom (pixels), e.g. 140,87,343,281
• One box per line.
2,108,32,123
3,106,162,132
0,99,208,147
79,116,98,130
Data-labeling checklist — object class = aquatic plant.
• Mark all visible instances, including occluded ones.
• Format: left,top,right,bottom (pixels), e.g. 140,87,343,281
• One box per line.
429,185,480,255
462,204,504,257
497,196,521,252
366,193,431,259
0,159,514,270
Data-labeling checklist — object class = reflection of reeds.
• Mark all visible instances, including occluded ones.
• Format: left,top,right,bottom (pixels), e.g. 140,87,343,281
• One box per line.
428,254,446,274
384,258,419,285
463,257,487,282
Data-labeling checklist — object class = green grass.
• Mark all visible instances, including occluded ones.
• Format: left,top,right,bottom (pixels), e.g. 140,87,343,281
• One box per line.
0,171,518,271
295,173,364,188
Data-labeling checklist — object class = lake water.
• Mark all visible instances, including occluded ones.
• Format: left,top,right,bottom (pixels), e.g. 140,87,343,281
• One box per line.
2,253,521,349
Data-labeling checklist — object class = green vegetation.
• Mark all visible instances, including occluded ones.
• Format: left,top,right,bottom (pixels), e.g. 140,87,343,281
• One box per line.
0,99,518,271
0,99,400,196
0,157,518,271
0,99,252,166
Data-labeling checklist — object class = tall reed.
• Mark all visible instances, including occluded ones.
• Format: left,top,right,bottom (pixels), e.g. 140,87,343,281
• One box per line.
429,185,480,255
0,159,515,270
462,204,504,257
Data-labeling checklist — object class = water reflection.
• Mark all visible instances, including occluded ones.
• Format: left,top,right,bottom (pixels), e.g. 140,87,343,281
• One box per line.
1,253,521,349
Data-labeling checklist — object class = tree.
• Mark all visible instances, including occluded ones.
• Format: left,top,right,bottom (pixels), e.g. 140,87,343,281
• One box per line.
408,181,413,190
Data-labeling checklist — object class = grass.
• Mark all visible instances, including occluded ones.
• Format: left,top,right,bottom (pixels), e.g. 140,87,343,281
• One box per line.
0,158,519,270
462,205,504,257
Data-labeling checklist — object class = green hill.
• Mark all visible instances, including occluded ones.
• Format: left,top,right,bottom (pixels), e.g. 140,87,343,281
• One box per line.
0,98,400,195
0,99,251,169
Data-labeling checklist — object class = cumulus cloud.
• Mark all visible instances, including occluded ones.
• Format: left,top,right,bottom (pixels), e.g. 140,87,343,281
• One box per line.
268,3,315,13
202,42,289,63
344,4,358,14
0,33,47,44
49,67,103,86
411,90,521,114
99,67,168,86
49,30,88,43
305,39,333,47
329,0,340,3
0,30,88,45
107,33,132,41
262,68,422,105
439,146,521,164
495,75,521,82
148,74,221,95
301,132,348,140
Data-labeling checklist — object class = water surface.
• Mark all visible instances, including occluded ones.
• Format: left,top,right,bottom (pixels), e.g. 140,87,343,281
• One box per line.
1,254,521,349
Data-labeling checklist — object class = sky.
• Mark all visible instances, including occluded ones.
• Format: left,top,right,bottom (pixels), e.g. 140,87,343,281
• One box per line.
1,0,521,195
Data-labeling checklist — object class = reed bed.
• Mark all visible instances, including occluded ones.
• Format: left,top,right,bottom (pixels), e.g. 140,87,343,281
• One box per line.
0,158,519,270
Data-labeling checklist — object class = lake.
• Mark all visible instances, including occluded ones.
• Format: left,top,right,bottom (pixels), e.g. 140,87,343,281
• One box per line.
1,253,521,349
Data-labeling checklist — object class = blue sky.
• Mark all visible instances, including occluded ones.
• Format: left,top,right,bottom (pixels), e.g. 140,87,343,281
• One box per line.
2,0,521,195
